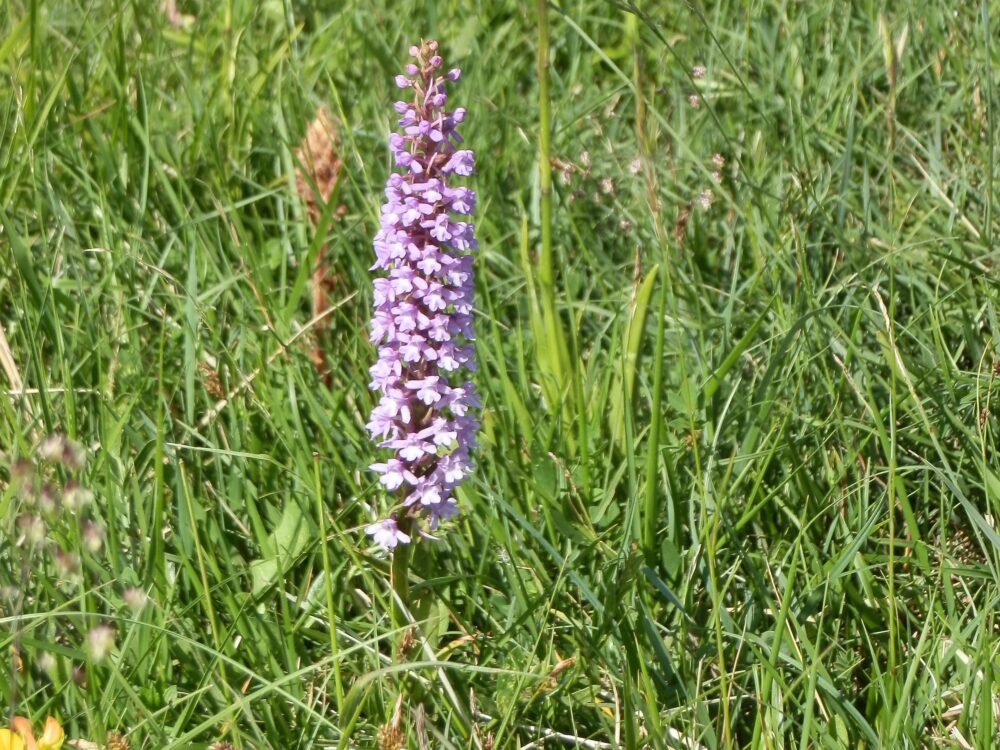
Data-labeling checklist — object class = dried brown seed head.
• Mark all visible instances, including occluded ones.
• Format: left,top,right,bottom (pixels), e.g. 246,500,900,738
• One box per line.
295,108,344,227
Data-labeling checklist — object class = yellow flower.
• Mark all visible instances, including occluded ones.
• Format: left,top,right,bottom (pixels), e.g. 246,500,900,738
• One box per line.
0,728,26,750
37,718,64,750
1,717,64,750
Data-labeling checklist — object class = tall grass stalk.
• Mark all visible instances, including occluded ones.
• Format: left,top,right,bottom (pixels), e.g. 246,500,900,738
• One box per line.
631,16,671,564
534,0,572,444
313,456,344,709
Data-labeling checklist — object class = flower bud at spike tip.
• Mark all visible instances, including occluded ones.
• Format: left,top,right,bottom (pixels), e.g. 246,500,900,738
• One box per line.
366,41,479,548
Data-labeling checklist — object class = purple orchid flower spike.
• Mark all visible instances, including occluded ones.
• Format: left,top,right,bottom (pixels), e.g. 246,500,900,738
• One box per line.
366,40,479,548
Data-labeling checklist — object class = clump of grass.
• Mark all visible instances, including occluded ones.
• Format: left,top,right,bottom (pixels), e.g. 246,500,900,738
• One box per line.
2,435,130,744
2,1,1000,747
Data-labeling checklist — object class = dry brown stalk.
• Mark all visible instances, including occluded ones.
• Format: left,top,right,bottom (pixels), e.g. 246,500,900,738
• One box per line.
294,107,347,382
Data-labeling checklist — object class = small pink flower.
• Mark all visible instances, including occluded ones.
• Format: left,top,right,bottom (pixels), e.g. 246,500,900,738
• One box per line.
365,518,411,548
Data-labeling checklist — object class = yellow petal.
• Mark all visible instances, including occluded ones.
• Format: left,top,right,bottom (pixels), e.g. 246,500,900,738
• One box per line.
0,728,27,750
10,718,34,750
37,719,63,750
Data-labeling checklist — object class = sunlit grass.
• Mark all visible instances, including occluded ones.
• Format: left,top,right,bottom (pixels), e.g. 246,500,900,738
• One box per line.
2,1,999,748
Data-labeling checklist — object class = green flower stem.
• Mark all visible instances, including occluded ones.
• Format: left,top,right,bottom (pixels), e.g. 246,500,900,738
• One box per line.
389,517,414,642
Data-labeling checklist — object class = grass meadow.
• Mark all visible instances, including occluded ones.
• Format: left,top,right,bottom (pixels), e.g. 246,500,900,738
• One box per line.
2,0,1000,748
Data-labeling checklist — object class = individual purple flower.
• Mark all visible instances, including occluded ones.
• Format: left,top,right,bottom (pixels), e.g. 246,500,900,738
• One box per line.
365,517,412,549
366,40,479,548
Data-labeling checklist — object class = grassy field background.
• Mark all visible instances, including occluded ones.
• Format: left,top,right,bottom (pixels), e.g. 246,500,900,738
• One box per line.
2,1,1000,748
